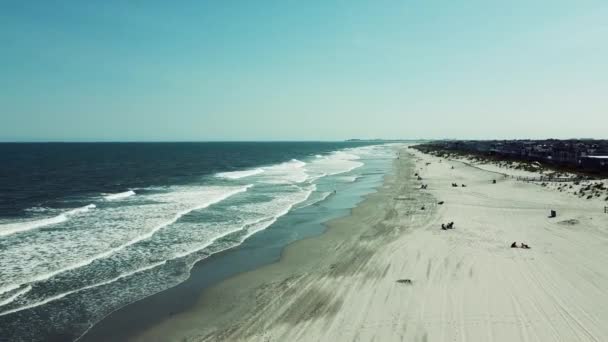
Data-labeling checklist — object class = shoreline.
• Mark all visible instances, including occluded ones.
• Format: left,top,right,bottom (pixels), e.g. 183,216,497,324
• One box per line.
122,148,434,341
80,147,398,342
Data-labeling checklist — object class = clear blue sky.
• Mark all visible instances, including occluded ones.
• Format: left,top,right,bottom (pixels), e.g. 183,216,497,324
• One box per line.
1,0,606,141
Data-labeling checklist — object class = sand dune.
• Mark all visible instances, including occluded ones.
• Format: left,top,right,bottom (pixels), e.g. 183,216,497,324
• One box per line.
130,148,608,342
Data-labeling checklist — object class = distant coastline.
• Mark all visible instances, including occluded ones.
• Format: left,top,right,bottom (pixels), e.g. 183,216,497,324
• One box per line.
345,138,428,143
412,139,608,177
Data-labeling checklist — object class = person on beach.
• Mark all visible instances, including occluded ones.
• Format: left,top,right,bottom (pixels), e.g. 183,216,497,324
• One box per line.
511,241,518,248
441,222,454,230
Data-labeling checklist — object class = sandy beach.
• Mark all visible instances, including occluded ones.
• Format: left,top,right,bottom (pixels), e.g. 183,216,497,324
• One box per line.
128,147,608,342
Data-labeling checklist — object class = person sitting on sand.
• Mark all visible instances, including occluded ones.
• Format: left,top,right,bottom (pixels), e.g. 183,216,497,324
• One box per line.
511,241,518,248
521,243,531,249
441,224,447,230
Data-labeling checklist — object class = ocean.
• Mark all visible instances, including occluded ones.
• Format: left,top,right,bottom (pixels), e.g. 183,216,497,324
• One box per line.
0,142,396,341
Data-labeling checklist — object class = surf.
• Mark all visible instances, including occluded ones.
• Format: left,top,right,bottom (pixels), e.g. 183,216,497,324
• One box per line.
0,286,32,308
172,184,315,260
103,190,136,201
216,168,264,179
0,261,166,317
0,185,252,298
0,204,96,237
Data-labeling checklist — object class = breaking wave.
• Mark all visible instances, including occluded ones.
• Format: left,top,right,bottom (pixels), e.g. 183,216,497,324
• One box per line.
0,204,96,237
104,190,136,201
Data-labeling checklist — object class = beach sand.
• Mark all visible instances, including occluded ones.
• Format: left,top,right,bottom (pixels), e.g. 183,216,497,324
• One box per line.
128,148,608,342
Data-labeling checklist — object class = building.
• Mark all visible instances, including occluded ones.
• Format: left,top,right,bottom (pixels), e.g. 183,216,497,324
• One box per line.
580,156,608,172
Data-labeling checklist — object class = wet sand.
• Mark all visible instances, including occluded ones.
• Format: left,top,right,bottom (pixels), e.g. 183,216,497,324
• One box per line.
127,148,608,342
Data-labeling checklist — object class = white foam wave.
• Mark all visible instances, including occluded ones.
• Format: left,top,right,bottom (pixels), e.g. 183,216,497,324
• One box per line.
346,144,396,159
338,175,361,183
0,286,32,308
307,172,328,183
0,284,19,297
171,216,272,259
0,204,96,238
230,150,368,186
260,159,308,184
1,185,252,292
68,204,96,215
104,190,136,201
304,150,364,181
296,191,333,210
0,261,166,317
173,185,314,260
217,160,307,184
291,159,306,166
216,168,264,179
24,207,52,214
239,188,312,239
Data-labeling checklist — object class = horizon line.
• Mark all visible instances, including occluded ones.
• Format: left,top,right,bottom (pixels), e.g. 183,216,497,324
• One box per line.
1,138,605,143
0,139,427,143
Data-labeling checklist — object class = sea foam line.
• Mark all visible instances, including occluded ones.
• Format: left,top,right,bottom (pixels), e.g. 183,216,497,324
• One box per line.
296,191,333,210
171,216,274,260
216,168,264,180
0,185,252,298
218,159,307,183
237,189,313,241
0,204,96,238
328,162,364,176
0,261,166,317
307,172,328,183
0,286,32,308
0,284,19,297
104,190,136,201
173,185,314,260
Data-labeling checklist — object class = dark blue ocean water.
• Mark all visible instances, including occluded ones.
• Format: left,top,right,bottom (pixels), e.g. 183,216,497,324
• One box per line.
0,142,395,342
0,142,375,218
